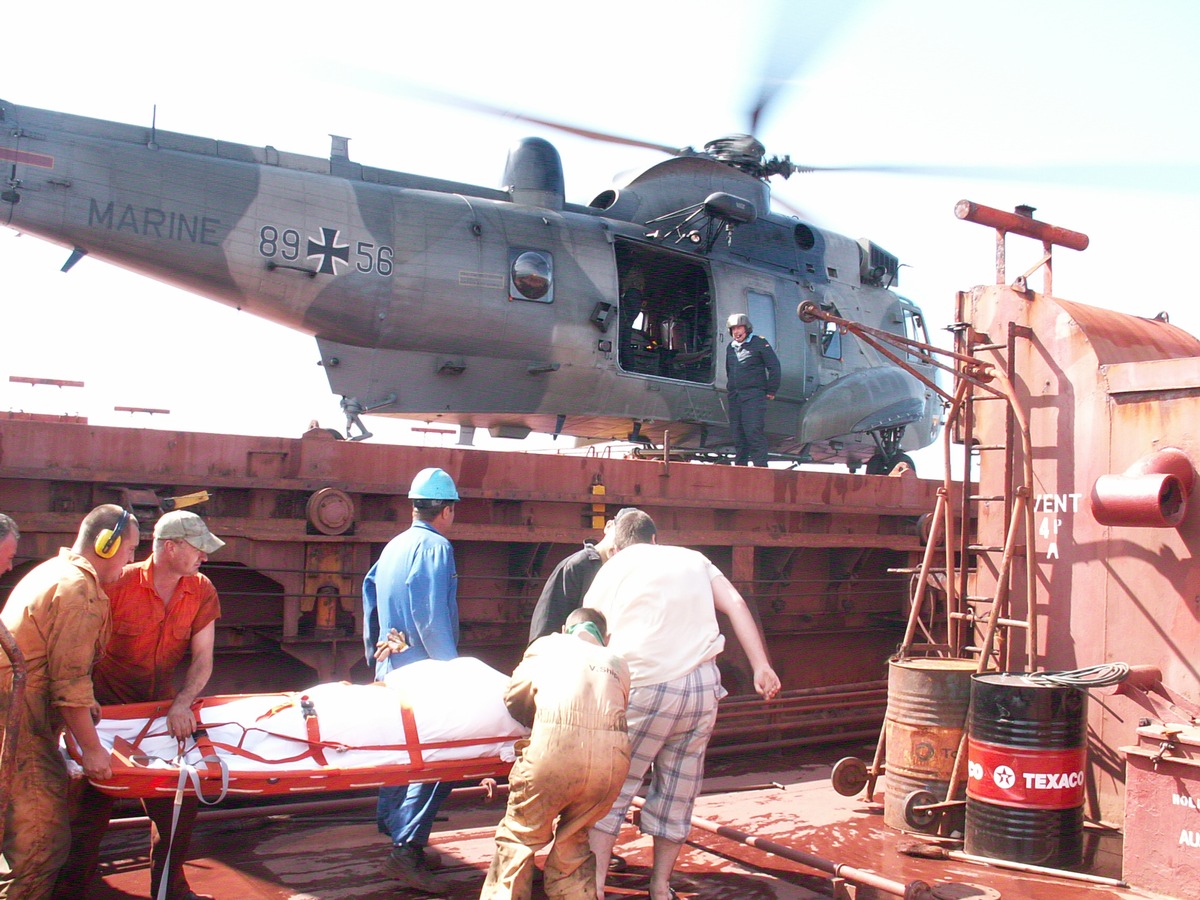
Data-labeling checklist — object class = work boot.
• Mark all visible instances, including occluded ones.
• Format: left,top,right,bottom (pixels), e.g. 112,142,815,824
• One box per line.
383,844,447,893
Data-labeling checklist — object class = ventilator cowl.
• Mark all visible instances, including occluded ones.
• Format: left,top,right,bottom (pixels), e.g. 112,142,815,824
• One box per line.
1090,448,1194,528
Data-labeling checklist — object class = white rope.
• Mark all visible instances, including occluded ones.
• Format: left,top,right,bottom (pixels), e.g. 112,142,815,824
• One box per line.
155,754,229,900
1020,662,1131,689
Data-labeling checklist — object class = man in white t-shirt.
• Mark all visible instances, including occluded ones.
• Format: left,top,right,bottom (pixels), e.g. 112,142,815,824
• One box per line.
581,510,781,900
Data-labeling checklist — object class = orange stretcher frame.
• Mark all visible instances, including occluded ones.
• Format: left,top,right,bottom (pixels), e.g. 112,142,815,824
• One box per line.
69,693,516,799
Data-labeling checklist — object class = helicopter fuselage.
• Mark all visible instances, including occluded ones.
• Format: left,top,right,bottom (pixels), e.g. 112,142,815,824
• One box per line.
0,99,939,466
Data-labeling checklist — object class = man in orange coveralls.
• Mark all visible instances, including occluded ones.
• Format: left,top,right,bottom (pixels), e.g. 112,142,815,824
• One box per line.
480,607,631,900
0,504,138,900
0,512,19,575
55,511,224,900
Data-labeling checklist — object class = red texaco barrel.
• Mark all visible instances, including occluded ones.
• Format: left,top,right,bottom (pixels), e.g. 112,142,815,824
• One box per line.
965,673,1088,868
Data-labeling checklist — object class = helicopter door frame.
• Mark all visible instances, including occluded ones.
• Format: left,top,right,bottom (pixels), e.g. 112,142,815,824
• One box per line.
896,297,933,367
614,239,715,385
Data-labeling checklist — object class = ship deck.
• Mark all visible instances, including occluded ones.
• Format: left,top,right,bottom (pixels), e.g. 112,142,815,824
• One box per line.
84,741,1160,900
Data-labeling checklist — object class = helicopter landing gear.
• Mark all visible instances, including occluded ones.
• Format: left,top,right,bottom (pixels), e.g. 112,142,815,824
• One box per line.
865,426,915,475
866,451,915,476
340,393,397,442
627,421,653,446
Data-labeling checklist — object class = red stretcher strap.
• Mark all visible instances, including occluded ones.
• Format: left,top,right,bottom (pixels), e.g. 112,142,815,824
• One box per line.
300,696,329,767
131,705,171,746
399,700,423,769
190,725,227,780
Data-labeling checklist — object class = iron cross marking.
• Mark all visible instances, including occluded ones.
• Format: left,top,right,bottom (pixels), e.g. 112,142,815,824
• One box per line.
307,227,351,275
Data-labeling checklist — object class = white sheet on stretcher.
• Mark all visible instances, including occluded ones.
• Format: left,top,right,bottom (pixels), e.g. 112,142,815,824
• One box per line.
89,657,528,771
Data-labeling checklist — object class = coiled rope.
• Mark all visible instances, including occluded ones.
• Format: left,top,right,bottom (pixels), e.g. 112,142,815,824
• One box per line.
1019,662,1131,689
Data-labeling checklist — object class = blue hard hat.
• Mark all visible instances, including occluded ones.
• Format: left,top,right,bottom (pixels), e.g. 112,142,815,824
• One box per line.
409,467,459,501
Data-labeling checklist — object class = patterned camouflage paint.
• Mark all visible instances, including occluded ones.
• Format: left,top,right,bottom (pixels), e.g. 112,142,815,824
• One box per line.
0,98,938,463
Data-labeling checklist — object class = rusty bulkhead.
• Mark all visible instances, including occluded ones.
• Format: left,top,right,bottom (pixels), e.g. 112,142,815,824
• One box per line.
0,419,938,740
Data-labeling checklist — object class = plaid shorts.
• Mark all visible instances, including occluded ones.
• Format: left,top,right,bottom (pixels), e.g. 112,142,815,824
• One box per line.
592,659,725,842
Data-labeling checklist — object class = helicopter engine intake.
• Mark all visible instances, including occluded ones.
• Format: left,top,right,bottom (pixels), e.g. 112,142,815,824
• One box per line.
503,136,565,210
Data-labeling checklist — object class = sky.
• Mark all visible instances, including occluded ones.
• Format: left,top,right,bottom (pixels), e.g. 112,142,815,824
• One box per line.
2,0,1198,473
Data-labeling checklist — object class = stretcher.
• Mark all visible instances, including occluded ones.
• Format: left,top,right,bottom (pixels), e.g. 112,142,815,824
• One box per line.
68,657,526,799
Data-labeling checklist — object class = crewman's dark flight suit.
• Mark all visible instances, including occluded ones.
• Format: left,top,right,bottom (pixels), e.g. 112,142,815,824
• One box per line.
725,333,781,466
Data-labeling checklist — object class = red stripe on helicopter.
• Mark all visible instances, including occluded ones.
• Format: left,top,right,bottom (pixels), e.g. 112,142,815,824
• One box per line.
0,147,55,168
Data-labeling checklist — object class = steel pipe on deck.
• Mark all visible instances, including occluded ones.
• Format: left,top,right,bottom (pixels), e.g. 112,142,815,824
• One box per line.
710,682,886,748
715,692,887,725
712,713,883,744
715,680,888,713
634,796,936,900
706,728,882,757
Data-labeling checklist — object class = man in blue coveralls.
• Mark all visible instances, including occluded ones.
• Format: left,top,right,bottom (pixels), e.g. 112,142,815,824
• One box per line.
363,466,460,894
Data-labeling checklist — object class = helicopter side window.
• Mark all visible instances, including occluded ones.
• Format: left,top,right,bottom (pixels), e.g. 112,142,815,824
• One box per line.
510,249,553,303
821,304,842,360
746,291,776,346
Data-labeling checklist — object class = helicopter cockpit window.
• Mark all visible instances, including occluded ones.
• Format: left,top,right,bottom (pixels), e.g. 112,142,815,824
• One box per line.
613,239,714,384
509,250,553,303
820,304,842,360
900,302,930,364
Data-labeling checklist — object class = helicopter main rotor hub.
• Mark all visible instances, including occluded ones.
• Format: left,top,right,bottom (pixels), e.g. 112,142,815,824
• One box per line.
704,135,766,170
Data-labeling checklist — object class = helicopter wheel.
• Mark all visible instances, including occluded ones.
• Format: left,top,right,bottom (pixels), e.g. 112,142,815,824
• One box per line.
865,452,915,476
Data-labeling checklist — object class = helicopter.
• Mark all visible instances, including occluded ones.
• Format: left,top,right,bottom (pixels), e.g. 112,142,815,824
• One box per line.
0,97,940,472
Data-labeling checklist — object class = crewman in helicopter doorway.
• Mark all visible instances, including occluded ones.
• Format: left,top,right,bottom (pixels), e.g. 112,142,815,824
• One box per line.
724,313,781,466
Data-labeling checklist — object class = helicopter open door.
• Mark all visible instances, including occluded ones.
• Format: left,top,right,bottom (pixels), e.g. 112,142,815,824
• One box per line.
614,240,715,384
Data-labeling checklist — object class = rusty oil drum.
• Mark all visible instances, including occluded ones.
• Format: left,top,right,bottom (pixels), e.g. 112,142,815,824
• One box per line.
883,658,977,832
965,673,1088,868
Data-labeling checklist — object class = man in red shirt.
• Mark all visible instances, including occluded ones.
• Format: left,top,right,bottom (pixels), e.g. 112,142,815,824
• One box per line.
54,511,224,900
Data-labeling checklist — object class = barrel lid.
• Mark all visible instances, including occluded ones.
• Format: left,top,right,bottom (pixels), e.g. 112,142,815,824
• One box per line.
890,657,980,672
972,671,1069,688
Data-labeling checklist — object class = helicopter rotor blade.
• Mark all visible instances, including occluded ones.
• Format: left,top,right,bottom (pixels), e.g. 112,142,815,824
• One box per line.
410,86,685,155
321,63,1194,202
784,163,973,176
746,0,871,133
783,160,1199,192
321,62,685,156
